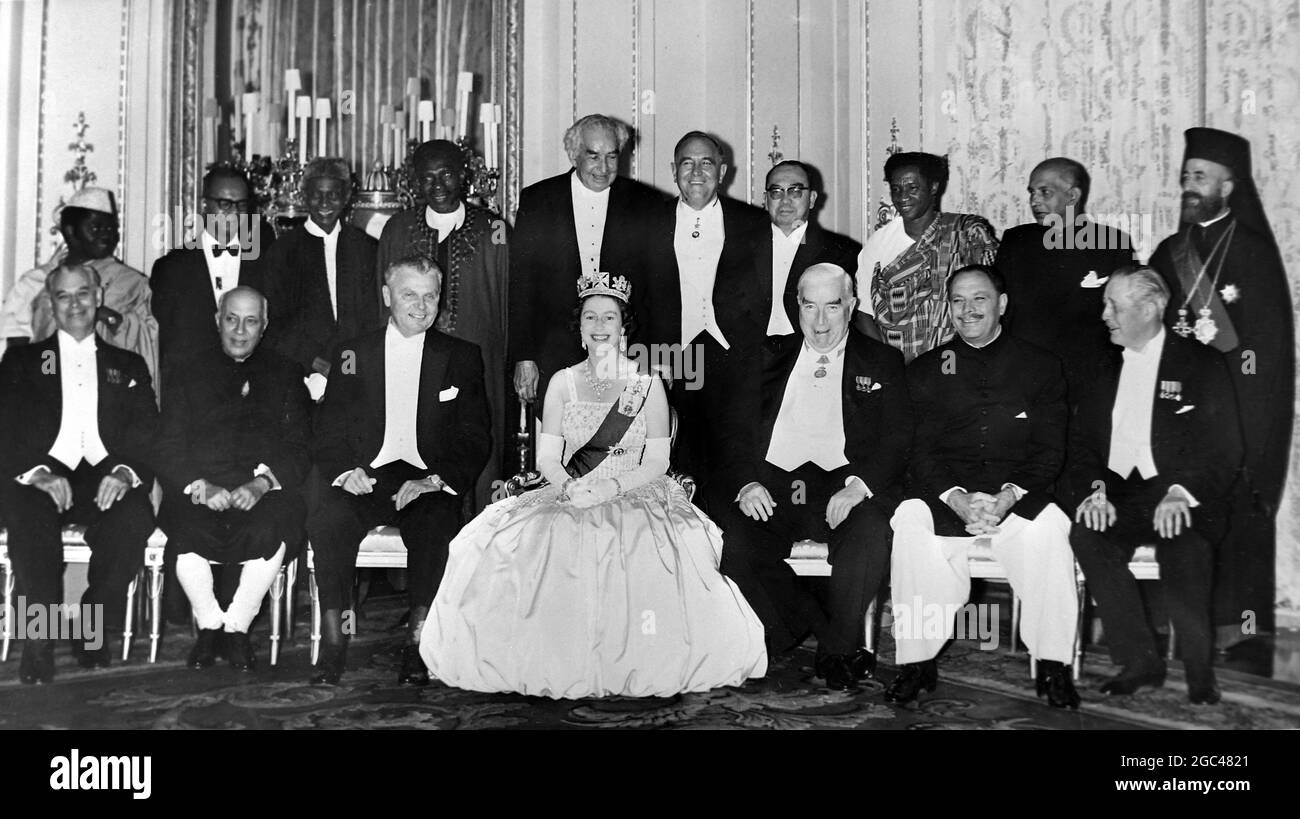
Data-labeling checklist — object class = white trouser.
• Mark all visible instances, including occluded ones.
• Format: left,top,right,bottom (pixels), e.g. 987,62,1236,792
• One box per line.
176,545,287,633
889,499,1077,665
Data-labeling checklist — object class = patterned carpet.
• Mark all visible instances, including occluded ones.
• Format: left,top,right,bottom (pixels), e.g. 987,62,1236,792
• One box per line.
2,592,1298,730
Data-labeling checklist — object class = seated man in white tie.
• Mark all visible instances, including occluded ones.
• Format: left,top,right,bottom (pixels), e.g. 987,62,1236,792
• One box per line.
0,264,158,683
1063,265,1242,705
307,256,491,686
887,264,1079,708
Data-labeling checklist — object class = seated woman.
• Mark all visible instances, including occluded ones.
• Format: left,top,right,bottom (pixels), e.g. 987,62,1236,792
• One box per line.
419,272,767,698
854,151,999,362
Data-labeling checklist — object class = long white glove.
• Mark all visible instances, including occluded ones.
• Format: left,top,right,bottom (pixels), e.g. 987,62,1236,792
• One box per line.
536,432,574,492
570,437,671,508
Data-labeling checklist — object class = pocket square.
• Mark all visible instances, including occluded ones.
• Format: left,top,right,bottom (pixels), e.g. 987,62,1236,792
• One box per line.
128,378,137,388
1175,405,1196,415
439,386,459,401
1015,411,1028,419
1080,271,1109,288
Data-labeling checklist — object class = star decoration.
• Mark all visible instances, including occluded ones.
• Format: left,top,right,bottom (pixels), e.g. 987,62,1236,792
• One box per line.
1220,283,1240,304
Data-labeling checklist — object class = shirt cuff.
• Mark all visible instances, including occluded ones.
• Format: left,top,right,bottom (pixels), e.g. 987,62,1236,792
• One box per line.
254,463,281,491
1168,483,1200,508
110,465,142,488
939,486,967,504
844,476,873,498
1000,482,1026,502
331,470,353,487
183,479,203,495
15,465,51,485
427,474,458,496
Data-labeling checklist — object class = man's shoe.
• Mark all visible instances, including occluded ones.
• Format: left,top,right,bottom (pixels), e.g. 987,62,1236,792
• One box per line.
20,642,55,685
848,648,877,682
1099,663,1167,696
225,631,256,672
310,644,347,685
883,660,938,704
74,642,112,669
1186,666,1221,705
1035,660,1080,710
187,628,221,669
814,653,860,692
398,644,430,686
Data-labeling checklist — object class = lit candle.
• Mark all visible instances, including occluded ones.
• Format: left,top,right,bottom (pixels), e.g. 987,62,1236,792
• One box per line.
418,101,434,143
380,104,394,166
315,98,332,160
295,96,314,164
202,98,219,166
442,107,455,141
406,77,420,137
285,69,302,142
233,94,243,146
479,103,494,169
242,92,259,157
456,71,473,140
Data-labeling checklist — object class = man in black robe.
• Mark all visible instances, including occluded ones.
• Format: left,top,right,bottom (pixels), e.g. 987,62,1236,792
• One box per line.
1149,128,1293,642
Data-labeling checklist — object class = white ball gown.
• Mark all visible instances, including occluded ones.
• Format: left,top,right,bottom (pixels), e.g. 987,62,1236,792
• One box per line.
419,371,768,698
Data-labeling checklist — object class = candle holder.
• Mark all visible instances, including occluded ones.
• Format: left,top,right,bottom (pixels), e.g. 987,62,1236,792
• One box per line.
506,397,543,495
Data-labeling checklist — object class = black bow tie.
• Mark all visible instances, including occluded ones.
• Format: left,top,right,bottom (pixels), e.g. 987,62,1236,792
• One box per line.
211,245,240,257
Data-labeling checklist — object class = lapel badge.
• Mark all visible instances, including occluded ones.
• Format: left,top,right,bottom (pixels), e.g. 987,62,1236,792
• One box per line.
240,380,251,398
106,367,122,385
1159,380,1182,401
855,376,872,392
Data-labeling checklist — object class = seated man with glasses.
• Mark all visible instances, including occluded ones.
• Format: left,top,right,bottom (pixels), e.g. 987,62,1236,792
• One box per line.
760,161,860,338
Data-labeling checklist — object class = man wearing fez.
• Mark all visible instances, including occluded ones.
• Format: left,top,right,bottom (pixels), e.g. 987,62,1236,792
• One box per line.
1149,127,1293,643
716,264,907,691
758,161,860,338
510,114,666,401
377,140,507,510
642,131,769,508
0,264,158,683
994,157,1134,394
308,256,490,686
262,158,382,401
1,187,159,378
1065,266,1242,704
151,166,275,388
887,265,1079,708
155,287,311,671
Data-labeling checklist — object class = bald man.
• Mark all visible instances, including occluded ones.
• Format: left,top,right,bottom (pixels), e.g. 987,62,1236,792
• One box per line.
154,286,311,671
994,157,1135,396
715,263,909,690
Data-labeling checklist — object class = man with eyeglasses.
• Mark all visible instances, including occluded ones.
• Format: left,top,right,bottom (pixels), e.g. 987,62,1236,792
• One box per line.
150,167,276,390
759,161,860,337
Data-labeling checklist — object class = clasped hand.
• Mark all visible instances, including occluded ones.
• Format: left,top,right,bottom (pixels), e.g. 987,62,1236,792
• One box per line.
565,478,617,509
33,467,133,513
191,477,268,511
950,489,1014,536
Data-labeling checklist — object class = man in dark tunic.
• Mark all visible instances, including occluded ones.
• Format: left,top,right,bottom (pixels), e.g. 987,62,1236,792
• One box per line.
377,140,507,510
1149,128,1293,642
155,287,311,671
995,157,1135,396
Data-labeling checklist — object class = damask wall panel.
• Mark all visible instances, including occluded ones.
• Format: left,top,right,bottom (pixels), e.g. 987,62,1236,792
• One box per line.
1206,0,1300,618
922,0,1203,258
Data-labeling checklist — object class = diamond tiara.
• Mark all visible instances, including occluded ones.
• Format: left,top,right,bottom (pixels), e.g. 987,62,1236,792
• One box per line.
576,271,632,303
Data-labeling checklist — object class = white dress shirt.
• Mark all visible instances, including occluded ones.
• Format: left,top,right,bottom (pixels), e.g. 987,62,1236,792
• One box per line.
766,336,851,473
674,197,728,348
48,331,109,469
1109,328,1164,480
855,216,914,317
571,172,611,280
767,222,808,336
371,322,428,470
425,202,466,244
303,217,341,320
201,230,243,306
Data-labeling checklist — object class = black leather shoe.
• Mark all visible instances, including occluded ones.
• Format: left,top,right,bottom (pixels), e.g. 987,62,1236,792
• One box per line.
74,642,112,669
848,648,877,682
1099,663,1167,696
1186,667,1221,705
398,644,430,686
20,642,55,685
187,628,221,669
225,631,256,671
1035,660,1080,710
883,660,938,704
310,644,347,685
814,653,860,691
